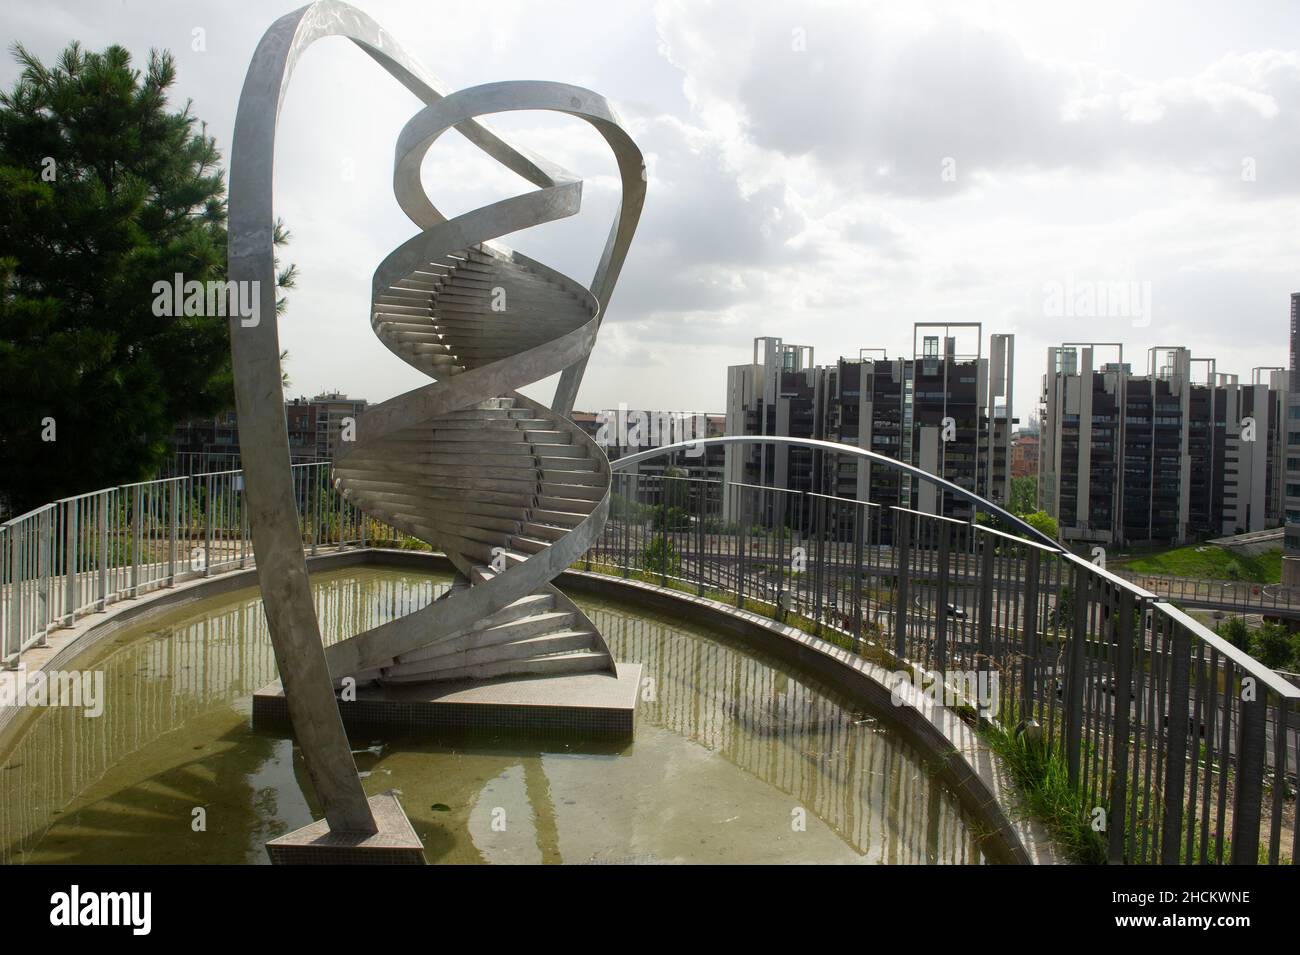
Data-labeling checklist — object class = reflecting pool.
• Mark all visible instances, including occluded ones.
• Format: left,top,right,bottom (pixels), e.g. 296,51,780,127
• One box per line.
0,568,1001,864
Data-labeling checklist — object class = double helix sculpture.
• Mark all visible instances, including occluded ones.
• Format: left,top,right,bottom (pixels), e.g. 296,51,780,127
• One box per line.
333,82,643,683
229,1,643,833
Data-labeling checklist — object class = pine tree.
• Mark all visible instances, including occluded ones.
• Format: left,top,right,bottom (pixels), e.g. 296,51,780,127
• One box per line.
0,42,287,516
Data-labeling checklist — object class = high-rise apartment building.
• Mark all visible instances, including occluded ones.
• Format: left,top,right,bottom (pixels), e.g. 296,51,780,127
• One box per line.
724,327,1015,534
724,336,817,489
1285,292,1300,585
1040,343,1288,547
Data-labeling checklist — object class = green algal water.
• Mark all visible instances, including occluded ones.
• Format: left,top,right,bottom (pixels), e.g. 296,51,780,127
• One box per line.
0,569,999,864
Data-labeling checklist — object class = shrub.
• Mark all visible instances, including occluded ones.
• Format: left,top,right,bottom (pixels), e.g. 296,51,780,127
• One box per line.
642,537,681,576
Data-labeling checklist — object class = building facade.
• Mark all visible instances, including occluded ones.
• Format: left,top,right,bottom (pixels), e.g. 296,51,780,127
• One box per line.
170,409,243,474
571,406,726,499
168,391,365,475
724,327,1015,535
1040,343,1289,548
1285,292,1300,585
1011,431,1039,479
310,391,368,460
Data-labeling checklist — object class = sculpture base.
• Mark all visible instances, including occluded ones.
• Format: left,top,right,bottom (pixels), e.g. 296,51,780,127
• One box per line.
253,662,641,740
266,791,425,865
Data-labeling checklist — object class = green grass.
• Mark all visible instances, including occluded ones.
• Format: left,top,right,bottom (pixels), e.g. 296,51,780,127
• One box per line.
1111,544,1282,584
980,721,1108,864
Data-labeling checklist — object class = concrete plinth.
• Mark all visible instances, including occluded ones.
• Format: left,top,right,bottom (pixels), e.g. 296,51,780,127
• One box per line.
253,662,642,740
266,790,425,865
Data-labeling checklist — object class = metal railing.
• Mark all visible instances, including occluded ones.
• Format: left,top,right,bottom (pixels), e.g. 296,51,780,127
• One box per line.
3,452,1296,863
155,450,324,479
0,463,406,665
589,468,1299,865
1113,569,1300,615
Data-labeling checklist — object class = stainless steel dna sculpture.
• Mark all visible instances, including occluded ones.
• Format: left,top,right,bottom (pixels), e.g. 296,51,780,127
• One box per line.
329,83,644,686
230,1,643,834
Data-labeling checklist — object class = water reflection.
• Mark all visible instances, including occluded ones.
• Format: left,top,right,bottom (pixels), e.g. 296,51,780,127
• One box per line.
0,570,995,864
590,603,990,864
0,572,443,864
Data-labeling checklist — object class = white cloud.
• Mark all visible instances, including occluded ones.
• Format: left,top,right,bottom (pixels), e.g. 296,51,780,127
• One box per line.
4,0,1300,423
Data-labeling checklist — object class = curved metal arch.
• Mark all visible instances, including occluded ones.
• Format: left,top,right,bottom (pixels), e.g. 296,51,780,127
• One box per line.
231,0,464,836
610,436,1061,550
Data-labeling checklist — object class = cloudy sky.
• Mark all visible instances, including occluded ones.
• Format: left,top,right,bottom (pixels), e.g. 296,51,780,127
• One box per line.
5,0,1300,425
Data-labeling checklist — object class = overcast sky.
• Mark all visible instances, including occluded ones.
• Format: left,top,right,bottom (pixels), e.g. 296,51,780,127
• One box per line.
5,0,1300,424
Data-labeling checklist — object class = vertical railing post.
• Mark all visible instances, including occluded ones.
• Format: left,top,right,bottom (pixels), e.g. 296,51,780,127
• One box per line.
658,475,668,587
168,484,178,586
240,475,250,568
64,501,77,624
96,494,108,611
624,475,634,579
337,477,346,551
1108,585,1135,864
812,495,825,625
6,528,19,663
359,479,369,550
1019,547,1040,721
851,506,864,651
977,535,993,727
1064,563,1089,785
130,485,142,598
934,521,950,673
737,488,747,609
775,492,787,619
36,507,51,645
203,475,213,577
893,509,910,659
696,478,706,596
1230,691,1268,865
1160,621,1192,863
977,531,995,674
309,466,319,556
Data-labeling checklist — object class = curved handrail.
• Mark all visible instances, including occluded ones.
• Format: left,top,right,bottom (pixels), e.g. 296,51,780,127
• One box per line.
609,435,1061,550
